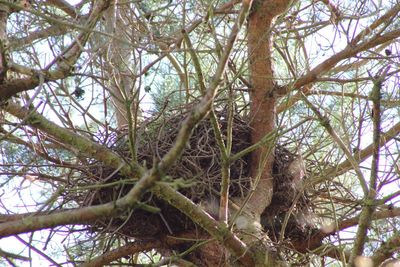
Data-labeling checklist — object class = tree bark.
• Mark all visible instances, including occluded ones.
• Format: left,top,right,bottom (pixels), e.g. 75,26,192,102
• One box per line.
104,0,137,129
247,0,293,217
191,1,295,265
0,4,9,83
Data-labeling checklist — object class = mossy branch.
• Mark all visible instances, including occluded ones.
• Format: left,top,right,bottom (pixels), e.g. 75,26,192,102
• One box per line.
3,101,141,176
349,66,389,265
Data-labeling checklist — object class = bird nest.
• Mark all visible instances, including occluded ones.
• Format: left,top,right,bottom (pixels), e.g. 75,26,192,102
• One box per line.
79,110,317,242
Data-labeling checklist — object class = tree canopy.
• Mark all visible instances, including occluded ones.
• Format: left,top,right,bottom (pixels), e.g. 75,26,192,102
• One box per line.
0,0,400,266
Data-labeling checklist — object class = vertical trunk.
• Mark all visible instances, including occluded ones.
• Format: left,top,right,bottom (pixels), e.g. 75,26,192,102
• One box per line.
191,2,294,266
0,4,9,83
104,1,136,129
247,1,293,216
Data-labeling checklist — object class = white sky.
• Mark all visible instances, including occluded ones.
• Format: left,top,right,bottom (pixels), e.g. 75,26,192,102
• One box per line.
1,0,399,266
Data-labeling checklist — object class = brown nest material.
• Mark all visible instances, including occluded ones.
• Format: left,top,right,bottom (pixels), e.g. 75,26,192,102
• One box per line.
80,111,316,242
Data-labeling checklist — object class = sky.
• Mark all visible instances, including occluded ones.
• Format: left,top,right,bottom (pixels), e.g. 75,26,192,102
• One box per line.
0,0,399,266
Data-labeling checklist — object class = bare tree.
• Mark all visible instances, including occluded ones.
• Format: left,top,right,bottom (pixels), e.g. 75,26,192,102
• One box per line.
0,0,400,266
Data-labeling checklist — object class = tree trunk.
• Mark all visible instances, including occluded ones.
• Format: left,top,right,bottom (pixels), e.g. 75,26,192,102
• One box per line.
0,4,9,83
104,0,137,129
247,0,293,217
193,1,294,266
